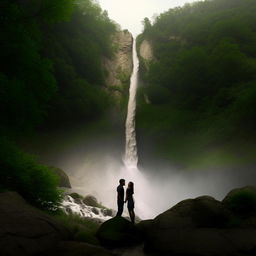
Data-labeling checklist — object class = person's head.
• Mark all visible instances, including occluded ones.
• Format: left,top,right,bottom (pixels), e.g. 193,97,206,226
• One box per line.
119,179,125,186
128,181,134,192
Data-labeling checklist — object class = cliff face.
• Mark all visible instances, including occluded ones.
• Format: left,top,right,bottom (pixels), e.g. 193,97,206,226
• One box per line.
139,39,153,66
102,30,133,97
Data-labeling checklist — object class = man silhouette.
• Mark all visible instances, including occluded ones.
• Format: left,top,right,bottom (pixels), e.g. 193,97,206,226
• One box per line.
116,179,125,216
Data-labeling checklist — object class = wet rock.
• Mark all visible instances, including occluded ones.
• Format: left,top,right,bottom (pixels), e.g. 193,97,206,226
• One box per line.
92,207,99,215
101,208,114,217
83,195,99,207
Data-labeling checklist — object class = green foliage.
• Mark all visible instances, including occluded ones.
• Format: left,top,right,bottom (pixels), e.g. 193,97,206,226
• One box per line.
0,1,58,131
0,0,118,211
52,211,100,245
0,0,116,131
137,0,256,168
42,0,117,126
0,137,62,210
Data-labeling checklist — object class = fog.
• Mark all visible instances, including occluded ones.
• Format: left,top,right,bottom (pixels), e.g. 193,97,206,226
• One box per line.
98,0,200,35
22,128,256,220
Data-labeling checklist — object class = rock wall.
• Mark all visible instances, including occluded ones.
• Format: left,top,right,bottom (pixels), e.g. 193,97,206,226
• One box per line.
138,39,154,71
102,30,133,97
139,40,153,63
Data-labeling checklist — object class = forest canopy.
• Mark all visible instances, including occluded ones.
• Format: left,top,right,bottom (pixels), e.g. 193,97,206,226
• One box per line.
0,0,117,133
137,0,256,169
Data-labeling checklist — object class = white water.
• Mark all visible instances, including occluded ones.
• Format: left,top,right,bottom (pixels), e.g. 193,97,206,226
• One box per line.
122,37,152,219
124,38,139,168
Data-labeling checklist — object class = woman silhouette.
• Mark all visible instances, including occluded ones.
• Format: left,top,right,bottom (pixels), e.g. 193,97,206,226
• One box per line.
125,181,135,224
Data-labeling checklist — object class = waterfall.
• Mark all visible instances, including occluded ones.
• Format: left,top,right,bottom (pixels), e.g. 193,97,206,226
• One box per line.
124,38,139,168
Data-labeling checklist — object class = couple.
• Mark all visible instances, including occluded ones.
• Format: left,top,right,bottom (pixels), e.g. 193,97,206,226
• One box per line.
116,179,135,224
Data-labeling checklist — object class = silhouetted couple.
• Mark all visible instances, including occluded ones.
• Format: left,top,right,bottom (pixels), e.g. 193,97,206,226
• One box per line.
116,179,135,224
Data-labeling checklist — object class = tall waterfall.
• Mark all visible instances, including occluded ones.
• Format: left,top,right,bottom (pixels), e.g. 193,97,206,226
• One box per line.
124,38,139,168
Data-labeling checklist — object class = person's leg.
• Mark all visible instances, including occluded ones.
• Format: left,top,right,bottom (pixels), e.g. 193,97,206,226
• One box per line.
128,209,135,223
119,202,124,216
116,201,124,216
128,210,132,222
131,210,135,224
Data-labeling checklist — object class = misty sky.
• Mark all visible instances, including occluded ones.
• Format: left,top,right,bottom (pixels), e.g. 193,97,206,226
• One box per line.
98,0,200,35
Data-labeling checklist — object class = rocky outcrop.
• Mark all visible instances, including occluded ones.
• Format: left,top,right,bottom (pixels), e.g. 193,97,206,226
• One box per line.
139,187,256,256
139,40,153,64
0,191,69,256
102,30,133,96
96,216,142,248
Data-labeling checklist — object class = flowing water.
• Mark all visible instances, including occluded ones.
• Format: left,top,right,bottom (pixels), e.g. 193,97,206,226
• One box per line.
122,38,152,219
124,38,139,168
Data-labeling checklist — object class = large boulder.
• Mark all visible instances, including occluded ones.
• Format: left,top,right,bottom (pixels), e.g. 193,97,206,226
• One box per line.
96,217,142,248
0,191,69,256
143,195,256,256
154,196,231,229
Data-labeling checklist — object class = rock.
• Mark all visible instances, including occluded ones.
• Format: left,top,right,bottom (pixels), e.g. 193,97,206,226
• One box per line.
136,219,153,235
43,241,115,256
222,186,256,217
102,30,133,97
96,217,142,248
154,195,231,229
0,191,69,256
143,193,256,256
69,192,84,204
144,227,256,256
101,208,114,217
92,207,99,215
139,40,153,63
83,195,100,207
49,166,71,188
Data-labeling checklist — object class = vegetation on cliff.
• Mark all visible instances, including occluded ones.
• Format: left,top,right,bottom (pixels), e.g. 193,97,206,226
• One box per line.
0,0,117,209
137,0,256,169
